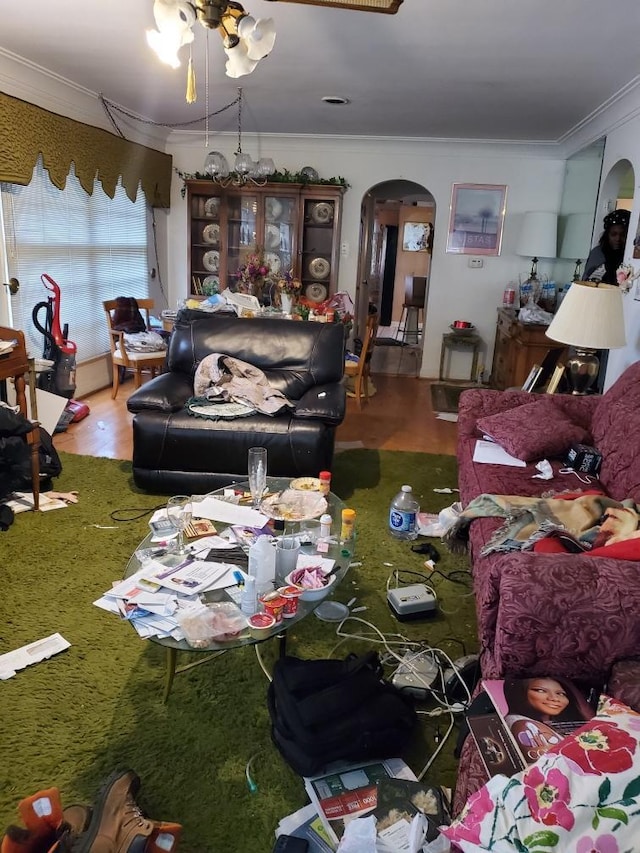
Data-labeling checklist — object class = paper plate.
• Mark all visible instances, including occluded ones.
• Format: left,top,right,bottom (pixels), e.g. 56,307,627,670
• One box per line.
187,400,256,420
260,489,327,522
290,477,323,492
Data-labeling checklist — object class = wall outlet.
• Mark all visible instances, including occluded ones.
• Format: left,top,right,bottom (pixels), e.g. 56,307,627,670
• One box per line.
468,257,483,268
341,241,349,257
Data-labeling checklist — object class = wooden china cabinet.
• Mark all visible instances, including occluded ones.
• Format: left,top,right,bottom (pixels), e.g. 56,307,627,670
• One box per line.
186,180,345,304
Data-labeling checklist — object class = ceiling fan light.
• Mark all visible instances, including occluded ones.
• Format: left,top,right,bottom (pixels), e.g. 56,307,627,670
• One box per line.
146,29,183,67
243,18,276,59
224,42,259,77
204,150,230,177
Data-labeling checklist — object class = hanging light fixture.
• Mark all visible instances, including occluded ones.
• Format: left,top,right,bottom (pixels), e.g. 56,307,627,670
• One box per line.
147,0,276,99
204,88,275,185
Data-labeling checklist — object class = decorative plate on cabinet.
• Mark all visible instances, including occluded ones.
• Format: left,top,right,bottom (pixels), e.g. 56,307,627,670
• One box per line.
202,276,220,292
265,198,283,222
265,252,282,275
310,202,334,225
308,257,331,280
305,283,328,303
204,197,220,217
202,250,220,273
202,223,220,244
265,223,281,250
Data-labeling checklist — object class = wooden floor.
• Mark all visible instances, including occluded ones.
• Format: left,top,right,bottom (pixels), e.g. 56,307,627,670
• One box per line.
54,373,458,460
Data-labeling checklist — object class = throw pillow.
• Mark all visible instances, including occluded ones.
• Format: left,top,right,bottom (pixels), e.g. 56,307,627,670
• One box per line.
440,694,640,852
477,398,591,462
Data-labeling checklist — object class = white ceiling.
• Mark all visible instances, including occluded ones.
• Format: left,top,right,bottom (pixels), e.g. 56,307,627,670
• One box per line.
3,0,640,142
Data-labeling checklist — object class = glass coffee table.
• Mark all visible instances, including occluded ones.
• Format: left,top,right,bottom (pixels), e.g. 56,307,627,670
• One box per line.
124,477,349,701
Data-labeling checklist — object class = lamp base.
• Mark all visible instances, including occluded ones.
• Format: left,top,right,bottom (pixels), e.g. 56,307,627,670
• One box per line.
565,348,600,395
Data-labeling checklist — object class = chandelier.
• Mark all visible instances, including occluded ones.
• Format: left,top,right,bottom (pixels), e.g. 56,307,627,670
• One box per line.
147,0,276,84
204,88,275,186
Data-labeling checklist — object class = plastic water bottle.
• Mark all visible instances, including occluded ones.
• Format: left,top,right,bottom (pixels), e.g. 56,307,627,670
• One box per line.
389,485,419,540
248,536,276,596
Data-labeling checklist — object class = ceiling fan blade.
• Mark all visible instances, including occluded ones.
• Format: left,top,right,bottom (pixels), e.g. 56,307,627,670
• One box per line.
264,0,403,13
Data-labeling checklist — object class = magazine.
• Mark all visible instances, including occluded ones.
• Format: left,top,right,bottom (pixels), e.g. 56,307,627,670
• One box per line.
483,677,598,769
304,758,416,845
466,713,527,777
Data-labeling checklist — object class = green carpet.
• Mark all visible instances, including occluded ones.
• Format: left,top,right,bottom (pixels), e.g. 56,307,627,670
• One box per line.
0,450,476,852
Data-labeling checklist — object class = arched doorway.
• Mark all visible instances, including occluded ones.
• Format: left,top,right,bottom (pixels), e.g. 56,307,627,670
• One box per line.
354,180,435,374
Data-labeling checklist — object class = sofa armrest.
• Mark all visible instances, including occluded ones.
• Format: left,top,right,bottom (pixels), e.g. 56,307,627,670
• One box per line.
458,388,599,437
294,383,346,425
127,373,193,414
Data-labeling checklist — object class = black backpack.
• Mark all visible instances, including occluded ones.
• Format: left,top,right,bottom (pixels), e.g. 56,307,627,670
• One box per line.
267,652,417,777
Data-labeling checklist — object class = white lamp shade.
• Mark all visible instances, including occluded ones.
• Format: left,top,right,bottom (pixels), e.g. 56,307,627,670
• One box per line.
147,0,195,67
516,211,558,258
546,282,626,350
239,17,277,60
224,41,259,78
560,213,593,260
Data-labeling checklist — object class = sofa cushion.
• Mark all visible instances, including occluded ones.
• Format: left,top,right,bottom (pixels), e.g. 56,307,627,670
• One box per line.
441,694,640,852
477,397,591,462
592,360,640,501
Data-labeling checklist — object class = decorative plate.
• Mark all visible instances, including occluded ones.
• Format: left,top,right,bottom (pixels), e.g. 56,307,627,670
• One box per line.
290,477,323,492
202,223,220,245
308,257,331,280
202,250,220,273
204,197,220,217
265,223,281,250
310,202,334,225
202,275,220,291
187,400,257,420
265,252,282,275
266,198,283,222
260,489,327,522
305,283,328,303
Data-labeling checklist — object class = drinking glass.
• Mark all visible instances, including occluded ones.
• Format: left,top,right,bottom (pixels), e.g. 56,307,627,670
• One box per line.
248,447,268,509
166,495,193,555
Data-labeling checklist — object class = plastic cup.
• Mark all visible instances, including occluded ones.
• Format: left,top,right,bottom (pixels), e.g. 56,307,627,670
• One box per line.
275,536,301,584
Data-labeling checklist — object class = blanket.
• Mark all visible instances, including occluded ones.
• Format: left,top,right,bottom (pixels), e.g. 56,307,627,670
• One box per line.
193,353,292,416
446,491,640,559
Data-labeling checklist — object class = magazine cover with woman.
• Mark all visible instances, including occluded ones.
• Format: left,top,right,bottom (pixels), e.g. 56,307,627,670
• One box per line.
483,676,599,767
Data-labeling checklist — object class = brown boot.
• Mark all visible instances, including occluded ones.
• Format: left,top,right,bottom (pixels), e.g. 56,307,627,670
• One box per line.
1,792,90,853
71,771,153,853
49,806,92,852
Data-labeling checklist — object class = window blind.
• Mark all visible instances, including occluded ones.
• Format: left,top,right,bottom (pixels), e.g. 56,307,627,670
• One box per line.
1,158,149,363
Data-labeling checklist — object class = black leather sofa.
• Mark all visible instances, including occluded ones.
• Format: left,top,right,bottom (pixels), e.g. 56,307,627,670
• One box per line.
126,311,346,493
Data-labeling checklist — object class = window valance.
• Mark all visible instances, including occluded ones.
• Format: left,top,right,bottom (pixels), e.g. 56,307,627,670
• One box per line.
0,92,172,208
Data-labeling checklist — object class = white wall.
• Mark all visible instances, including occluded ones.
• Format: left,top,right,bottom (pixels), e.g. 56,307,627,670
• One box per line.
168,133,566,379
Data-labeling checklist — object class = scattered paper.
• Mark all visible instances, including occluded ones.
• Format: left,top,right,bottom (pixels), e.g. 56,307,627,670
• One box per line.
0,633,70,680
473,439,526,467
193,496,268,527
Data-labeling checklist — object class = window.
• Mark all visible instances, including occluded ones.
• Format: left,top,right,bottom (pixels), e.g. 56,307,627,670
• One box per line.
1,158,149,362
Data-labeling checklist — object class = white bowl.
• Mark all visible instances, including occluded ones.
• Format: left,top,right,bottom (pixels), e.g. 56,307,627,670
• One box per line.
284,571,336,601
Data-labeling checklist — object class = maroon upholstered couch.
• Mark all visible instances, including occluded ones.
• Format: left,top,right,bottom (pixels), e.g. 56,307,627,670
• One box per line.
451,360,640,814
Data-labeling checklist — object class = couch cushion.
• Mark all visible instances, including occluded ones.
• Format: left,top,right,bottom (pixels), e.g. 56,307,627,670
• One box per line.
592,360,640,501
477,397,591,462
441,694,640,852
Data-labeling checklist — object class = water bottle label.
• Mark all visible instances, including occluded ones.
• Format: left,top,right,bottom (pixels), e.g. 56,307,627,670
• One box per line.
390,508,416,533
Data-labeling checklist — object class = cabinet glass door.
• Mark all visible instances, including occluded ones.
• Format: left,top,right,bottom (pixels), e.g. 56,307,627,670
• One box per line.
301,198,336,304
264,195,296,282
225,192,258,289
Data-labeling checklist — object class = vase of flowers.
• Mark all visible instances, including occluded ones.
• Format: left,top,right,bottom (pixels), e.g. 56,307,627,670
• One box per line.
616,262,639,294
277,270,302,314
235,248,271,303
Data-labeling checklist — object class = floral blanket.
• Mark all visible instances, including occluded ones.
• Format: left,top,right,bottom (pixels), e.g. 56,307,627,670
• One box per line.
446,491,640,558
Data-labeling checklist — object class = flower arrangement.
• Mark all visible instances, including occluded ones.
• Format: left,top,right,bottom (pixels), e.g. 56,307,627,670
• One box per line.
277,270,303,297
236,248,271,296
616,263,640,294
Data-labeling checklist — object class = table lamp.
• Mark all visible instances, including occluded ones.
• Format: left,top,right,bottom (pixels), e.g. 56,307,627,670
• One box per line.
559,213,593,281
516,211,558,282
545,282,626,394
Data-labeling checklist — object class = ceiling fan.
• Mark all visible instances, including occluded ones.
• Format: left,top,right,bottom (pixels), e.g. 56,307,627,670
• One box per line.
264,0,403,12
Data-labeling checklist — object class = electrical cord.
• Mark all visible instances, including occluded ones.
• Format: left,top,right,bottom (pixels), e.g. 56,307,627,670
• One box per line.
109,504,165,522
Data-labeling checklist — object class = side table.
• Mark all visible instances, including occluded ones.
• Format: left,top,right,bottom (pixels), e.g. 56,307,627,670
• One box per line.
439,331,481,382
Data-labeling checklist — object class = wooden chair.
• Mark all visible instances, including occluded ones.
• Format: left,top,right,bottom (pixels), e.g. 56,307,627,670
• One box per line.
353,313,379,410
0,326,40,510
103,299,167,399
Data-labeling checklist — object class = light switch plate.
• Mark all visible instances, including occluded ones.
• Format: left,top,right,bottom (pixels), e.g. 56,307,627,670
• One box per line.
468,257,483,268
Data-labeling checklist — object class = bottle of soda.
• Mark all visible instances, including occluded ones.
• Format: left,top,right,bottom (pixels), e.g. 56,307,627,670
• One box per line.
389,485,419,540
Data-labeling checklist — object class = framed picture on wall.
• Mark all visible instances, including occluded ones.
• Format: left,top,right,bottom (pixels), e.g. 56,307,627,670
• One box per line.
402,221,433,252
446,183,507,256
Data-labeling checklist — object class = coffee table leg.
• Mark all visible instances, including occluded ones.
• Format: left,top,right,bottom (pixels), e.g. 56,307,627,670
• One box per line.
164,647,177,703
